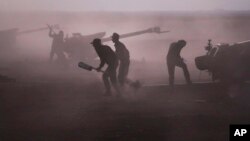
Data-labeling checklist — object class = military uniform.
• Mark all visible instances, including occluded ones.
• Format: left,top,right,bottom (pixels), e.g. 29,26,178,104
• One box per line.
167,40,192,87
49,30,66,63
114,41,130,86
92,39,119,95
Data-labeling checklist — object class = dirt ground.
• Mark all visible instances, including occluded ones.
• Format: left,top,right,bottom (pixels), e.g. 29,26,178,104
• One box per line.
1,11,250,141
1,70,250,141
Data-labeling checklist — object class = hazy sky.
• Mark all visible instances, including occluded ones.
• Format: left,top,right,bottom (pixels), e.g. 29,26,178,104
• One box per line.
1,0,250,11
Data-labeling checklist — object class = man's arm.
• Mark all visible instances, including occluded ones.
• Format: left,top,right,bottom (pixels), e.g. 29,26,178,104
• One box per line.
97,59,105,71
49,28,54,38
96,51,106,71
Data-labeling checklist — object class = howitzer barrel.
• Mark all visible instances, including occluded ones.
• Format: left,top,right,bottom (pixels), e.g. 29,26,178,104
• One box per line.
63,26,169,60
102,26,169,42
18,27,49,35
17,24,60,36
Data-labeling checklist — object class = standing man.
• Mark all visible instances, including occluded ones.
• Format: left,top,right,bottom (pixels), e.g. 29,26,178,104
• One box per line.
91,38,120,96
111,33,130,86
167,40,192,89
48,26,66,64
111,33,140,90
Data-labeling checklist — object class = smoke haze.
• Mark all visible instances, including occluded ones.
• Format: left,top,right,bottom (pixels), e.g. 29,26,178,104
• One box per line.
1,11,250,84
1,6,250,141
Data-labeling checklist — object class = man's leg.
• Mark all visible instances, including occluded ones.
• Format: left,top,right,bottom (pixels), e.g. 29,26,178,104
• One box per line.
118,61,130,86
57,51,68,68
49,49,55,62
177,61,192,84
118,63,125,86
102,70,111,95
109,65,120,95
123,61,130,83
167,61,175,88
123,61,140,90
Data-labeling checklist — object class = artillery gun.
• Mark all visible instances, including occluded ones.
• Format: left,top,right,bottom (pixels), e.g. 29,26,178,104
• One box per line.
63,32,106,61
195,39,250,84
63,26,169,61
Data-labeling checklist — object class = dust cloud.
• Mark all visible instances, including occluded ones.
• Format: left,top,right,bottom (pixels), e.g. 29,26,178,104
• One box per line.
1,11,250,84
1,11,250,141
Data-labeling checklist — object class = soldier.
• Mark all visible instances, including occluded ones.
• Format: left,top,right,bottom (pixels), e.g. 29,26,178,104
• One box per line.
167,40,192,89
48,27,66,64
111,33,140,90
91,38,120,96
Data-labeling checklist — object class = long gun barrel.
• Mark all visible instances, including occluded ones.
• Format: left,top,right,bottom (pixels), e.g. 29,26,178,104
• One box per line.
17,24,60,36
102,26,169,42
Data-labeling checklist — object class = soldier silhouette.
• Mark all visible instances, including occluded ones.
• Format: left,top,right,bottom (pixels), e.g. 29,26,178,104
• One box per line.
91,38,120,96
48,27,66,65
167,40,192,89
111,33,140,90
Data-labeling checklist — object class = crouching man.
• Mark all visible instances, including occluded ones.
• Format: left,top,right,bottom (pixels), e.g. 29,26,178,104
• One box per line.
91,38,120,96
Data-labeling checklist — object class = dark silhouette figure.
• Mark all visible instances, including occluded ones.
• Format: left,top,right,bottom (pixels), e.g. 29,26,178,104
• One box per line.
167,40,192,88
91,38,120,95
48,28,66,64
111,33,130,86
111,33,141,90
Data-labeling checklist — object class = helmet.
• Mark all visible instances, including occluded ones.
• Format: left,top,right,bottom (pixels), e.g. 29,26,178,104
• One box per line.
91,38,102,46
177,40,186,47
112,33,120,40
